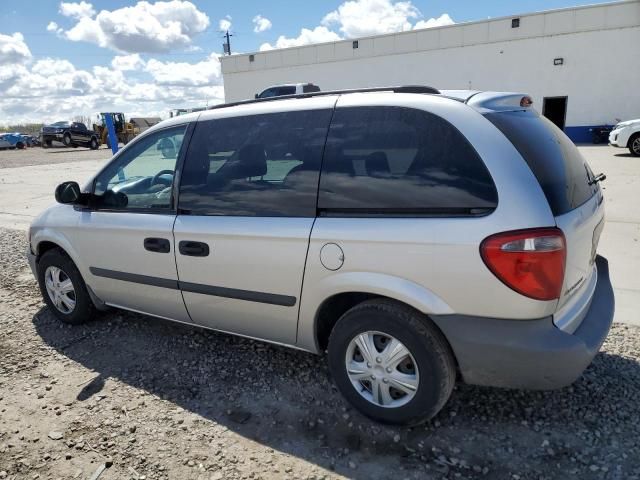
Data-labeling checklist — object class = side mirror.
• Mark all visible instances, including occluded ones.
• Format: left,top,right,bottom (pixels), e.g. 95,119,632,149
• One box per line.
254,93,259,99
55,181,82,204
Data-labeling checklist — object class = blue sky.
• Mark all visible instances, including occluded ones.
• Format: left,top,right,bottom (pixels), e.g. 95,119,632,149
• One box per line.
0,0,615,124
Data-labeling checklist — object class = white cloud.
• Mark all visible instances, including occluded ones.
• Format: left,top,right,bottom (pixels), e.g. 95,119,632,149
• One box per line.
0,35,224,125
219,15,232,32
414,13,454,29
145,53,221,86
252,15,272,34
259,26,341,51
46,21,63,35
0,32,32,65
111,53,146,71
59,1,96,19
258,0,454,50
62,1,210,53
322,0,419,38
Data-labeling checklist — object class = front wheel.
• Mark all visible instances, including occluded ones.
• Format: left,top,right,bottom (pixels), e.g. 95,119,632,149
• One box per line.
629,134,640,157
62,133,72,147
327,299,456,425
37,249,95,324
89,137,99,150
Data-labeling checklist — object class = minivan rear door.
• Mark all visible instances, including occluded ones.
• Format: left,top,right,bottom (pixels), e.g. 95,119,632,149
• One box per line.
485,110,604,311
173,106,333,345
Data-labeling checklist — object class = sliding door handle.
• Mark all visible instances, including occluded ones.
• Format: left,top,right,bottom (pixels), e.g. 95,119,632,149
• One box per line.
144,237,171,253
179,240,210,257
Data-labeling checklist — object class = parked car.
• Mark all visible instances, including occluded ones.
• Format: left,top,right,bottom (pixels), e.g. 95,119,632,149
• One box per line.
255,83,320,99
609,118,640,156
41,121,99,149
27,87,614,425
0,133,26,149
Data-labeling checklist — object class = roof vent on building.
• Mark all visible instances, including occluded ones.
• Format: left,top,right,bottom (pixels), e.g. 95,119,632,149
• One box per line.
511,18,520,28
352,40,359,49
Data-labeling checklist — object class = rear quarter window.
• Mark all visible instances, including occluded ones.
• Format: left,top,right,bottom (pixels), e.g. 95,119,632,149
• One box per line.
485,110,598,216
318,106,498,215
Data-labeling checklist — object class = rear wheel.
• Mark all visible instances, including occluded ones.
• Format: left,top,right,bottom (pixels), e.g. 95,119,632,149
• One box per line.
89,137,99,150
16,142,24,149
629,134,640,157
327,299,455,425
37,249,95,325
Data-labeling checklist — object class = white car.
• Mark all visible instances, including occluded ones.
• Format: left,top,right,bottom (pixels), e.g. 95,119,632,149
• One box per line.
609,118,640,156
255,83,320,99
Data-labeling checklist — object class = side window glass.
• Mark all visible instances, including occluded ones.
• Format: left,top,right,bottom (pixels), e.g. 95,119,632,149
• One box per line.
179,110,332,217
259,88,276,98
318,106,498,213
279,86,296,96
94,125,187,210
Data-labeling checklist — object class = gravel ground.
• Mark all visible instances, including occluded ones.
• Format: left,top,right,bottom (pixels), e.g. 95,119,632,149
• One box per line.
1,227,640,480
0,146,112,170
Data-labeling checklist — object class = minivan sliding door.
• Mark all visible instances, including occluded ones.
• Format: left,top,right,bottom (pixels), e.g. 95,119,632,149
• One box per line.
173,107,333,345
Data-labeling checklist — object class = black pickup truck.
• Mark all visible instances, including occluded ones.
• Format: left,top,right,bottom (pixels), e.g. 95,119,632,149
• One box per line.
41,121,100,149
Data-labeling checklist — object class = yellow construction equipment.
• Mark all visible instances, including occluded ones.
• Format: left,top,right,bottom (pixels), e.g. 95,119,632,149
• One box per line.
93,113,138,148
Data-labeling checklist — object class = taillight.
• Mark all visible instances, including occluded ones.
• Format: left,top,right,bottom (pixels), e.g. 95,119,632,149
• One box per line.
480,228,566,301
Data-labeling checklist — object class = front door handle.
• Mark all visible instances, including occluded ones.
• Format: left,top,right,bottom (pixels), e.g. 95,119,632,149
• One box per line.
179,240,209,257
144,237,171,253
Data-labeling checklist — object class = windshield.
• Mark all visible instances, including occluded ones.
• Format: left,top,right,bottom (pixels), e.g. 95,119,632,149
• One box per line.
50,121,70,127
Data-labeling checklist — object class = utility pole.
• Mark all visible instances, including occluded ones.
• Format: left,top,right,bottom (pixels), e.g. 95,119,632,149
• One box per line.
223,30,232,55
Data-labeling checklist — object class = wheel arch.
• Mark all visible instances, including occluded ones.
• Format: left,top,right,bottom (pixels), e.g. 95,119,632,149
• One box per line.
628,131,640,147
299,271,454,353
32,231,86,277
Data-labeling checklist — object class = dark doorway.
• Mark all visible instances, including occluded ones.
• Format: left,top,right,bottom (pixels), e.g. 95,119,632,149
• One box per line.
542,96,568,130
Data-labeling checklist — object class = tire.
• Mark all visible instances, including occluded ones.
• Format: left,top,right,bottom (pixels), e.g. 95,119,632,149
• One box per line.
89,137,99,150
62,133,72,147
16,142,24,149
327,299,456,425
44,140,52,148
37,249,95,325
629,134,640,157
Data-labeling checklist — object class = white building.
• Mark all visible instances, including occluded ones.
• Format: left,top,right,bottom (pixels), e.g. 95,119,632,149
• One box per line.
221,0,640,142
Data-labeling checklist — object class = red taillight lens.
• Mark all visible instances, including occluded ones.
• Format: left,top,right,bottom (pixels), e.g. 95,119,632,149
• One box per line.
480,228,566,301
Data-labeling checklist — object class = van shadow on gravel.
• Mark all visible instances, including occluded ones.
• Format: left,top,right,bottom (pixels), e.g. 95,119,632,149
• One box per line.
32,306,640,479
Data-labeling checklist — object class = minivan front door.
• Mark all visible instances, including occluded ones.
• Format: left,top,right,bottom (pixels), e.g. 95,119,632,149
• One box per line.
173,107,333,345
72,125,192,322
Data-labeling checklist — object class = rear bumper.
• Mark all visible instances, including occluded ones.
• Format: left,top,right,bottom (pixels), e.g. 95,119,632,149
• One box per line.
431,255,614,390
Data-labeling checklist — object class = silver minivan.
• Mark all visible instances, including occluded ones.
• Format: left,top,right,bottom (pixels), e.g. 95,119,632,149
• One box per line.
27,87,614,425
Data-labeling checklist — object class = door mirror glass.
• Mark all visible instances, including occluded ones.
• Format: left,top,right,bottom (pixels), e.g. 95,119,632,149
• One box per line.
55,181,81,204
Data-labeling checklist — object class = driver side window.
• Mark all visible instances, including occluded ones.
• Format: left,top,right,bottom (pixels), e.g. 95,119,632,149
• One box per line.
94,125,187,211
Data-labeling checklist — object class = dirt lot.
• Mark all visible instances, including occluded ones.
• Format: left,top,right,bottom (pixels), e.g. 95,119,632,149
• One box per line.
1,146,640,479
0,145,112,170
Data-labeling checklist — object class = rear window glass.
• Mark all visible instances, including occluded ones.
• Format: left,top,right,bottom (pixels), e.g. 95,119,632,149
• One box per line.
485,110,598,216
318,106,498,214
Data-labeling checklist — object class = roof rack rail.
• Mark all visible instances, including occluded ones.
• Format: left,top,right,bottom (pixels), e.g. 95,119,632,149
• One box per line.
208,85,441,111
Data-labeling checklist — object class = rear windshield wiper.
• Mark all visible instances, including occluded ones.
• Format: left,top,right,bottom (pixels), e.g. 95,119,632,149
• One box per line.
589,173,606,185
